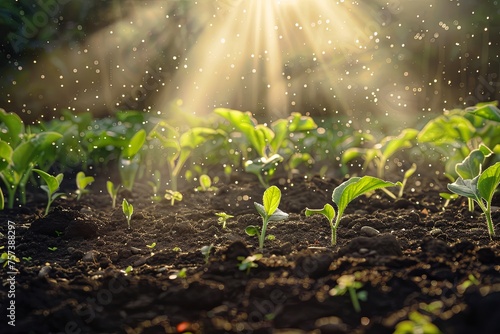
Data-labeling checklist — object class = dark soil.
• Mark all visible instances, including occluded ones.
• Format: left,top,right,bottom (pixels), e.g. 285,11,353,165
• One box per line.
1,173,500,334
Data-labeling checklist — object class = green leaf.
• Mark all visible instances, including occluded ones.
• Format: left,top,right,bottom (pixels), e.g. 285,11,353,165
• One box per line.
287,112,317,132
199,174,212,190
122,198,133,216
245,225,259,236
0,109,24,147
0,140,13,171
417,114,476,145
76,171,94,189
122,129,146,159
33,169,63,195
305,203,336,224
467,103,500,122
263,185,281,216
380,128,418,160
478,162,500,204
455,144,493,179
447,177,480,199
332,176,401,221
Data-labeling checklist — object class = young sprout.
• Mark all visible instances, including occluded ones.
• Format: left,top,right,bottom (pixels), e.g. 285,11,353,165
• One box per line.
0,252,20,267
394,302,443,334
457,274,480,294
75,171,94,200
165,189,183,206
106,181,120,208
215,212,234,229
305,203,335,245
148,170,162,202
48,247,58,252
200,244,213,264
447,146,499,238
237,254,262,274
439,192,459,209
122,198,134,229
33,169,65,217
119,129,146,192
172,247,181,252
196,174,217,192
306,176,400,245
245,185,288,252
122,265,133,275
329,273,367,313
146,242,157,249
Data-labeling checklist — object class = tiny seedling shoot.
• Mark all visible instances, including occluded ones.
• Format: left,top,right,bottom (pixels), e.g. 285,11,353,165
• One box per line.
237,254,262,274
245,185,288,251
75,171,94,200
107,180,119,208
200,244,213,264
33,169,65,217
306,176,400,246
165,189,183,206
329,273,367,313
215,212,234,229
447,159,500,238
122,198,134,229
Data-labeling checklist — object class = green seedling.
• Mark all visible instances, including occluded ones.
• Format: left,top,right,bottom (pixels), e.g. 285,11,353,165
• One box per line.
33,169,64,217
196,174,218,192
306,176,400,245
466,101,500,122
48,247,57,252
266,234,276,241
200,244,213,264
457,274,480,294
165,189,183,206
329,273,367,313
237,254,262,274
119,129,146,192
122,265,133,275
122,198,134,229
172,247,182,252
305,203,336,246
55,230,63,237
169,267,188,279
22,256,32,262
447,147,499,238
379,163,418,199
215,212,234,229
146,242,157,249
0,252,20,267
245,186,288,251
342,128,418,178
394,301,443,334
215,109,317,188
439,192,459,209
0,109,62,208
148,170,162,202
148,122,220,191
106,181,120,208
75,171,94,200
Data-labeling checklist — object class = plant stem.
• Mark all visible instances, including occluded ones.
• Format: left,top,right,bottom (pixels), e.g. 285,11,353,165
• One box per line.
259,217,269,251
348,287,361,312
475,199,496,238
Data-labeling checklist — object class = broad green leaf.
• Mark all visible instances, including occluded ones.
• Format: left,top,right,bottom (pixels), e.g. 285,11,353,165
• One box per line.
287,112,317,132
33,169,63,195
199,174,212,189
122,198,133,216
380,128,418,160
332,176,400,219
122,129,146,159
417,114,475,145
0,140,13,170
447,177,480,199
214,108,255,129
254,202,288,221
245,154,283,174
270,119,288,153
263,185,281,216
0,109,24,147
467,103,500,122
76,171,94,189
478,162,500,204
341,147,365,165
245,225,259,236
305,203,335,223
12,141,36,173
455,145,493,180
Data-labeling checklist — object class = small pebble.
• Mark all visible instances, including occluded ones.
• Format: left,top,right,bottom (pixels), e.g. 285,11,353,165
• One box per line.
38,265,51,278
429,228,443,236
130,247,142,254
360,226,380,237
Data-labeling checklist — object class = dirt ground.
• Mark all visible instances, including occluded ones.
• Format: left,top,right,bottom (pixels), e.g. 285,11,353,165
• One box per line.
1,172,499,334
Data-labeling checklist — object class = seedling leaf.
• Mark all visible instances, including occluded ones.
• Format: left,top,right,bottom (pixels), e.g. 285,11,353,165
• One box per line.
447,177,479,199
455,144,493,180
467,102,500,122
263,185,281,216
478,162,500,204
305,204,335,223
333,176,401,224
